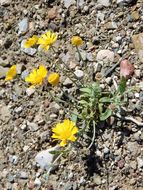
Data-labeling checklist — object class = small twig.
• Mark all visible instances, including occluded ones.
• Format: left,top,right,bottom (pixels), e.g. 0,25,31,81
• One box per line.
104,58,122,78
115,113,143,127
47,152,63,178
87,120,96,149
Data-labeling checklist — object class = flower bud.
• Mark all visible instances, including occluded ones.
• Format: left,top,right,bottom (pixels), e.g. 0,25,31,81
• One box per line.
48,73,60,86
120,59,134,79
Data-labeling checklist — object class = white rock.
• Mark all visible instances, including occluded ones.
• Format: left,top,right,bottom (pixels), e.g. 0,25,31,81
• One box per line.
23,145,30,152
97,0,111,7
21,70,29,79
18,18,29,35
96,50,114,64
26,88,35,96
64,0,75,8
74,69,84,79
34,178,41,187
0,66,8,79
0,57,8,66
15,106,23,113
27,121,39,131
0,104,11,122
77,0,85,6
86,52,93,61
21,40,37,56
16,64,24,74
35,146,59,170
0,0,11,6
63,78,73,86
137,157,143,169
116,0,123,4
116,0,133,4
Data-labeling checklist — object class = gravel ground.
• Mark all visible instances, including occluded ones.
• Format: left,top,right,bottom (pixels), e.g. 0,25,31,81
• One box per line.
0,0,143,189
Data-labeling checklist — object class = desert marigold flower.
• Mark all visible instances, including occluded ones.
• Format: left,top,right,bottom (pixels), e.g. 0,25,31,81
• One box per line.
52,119,78,147
48,73,60,86
71,36,83,46
24,35,38,48
25,65,47,86
37,31,57,51
5,65,17,81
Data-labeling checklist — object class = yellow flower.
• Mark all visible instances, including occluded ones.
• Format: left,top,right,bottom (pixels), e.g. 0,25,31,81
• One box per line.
25,65,47,86
5,65,17,81
48,73,60,86
52,119,78,147
71,36,83,46
24,35,38,48
37,31,57,51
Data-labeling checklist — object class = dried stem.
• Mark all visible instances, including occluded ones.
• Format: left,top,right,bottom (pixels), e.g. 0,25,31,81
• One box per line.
87,120,96,149
115,113,143,127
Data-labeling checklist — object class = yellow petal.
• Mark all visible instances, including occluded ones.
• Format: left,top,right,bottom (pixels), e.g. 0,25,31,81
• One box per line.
68,136,77,142
60,140,67,147
5,65,16,81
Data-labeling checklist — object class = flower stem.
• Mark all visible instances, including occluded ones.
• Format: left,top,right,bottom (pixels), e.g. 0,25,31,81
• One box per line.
51,46,83,86
76,46,84,64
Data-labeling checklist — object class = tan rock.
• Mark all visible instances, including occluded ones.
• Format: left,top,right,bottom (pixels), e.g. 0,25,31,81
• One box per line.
132,33,143,63
131,11,140,20
48,7,58,20
0,103,11,122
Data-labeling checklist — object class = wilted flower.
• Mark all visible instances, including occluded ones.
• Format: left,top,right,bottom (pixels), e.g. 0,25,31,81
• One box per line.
52,119,78,146
24,35,38,48
48,73,60,86
25,65,47,86
120,59,134,79
37,31,57,51
71,36,83,46
5,65,17,81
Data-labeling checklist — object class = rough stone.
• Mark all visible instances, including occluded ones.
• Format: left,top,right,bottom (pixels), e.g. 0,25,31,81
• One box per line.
26,88,35,96
0,0,11,6
93,175,102,185
0,66,8,79
0,104,11,122
18,18,29,35
127,142,139,156
34,178,41,188
105,22,117,29
35,146,59,170
48,7,58,20
74,69,84,79
19,171,28,179
96,50,114,64
137,157,143,169
27,121,39,132
77,0,85,6
64,0,75,8
132,33,143,63
97,0,111,7
116,0,137,6
63,78,73,86
130,160,137,170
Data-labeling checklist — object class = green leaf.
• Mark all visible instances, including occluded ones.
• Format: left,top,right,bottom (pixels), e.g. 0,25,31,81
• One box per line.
100,108,112,121
99,97,113,103
80,88,92,94
79,100,89,105
49,150,62,155
118,77,126,94
98,103,103,113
